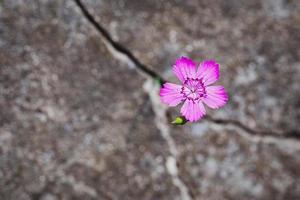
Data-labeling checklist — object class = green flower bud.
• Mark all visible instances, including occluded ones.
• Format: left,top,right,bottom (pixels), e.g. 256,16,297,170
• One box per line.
171,116,188,125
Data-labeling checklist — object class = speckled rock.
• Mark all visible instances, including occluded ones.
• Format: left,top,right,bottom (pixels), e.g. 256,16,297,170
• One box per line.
0,0,299,200
174,124,300,200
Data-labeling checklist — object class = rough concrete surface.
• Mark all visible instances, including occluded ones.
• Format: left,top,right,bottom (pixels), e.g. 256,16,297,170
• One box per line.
0,0,299,200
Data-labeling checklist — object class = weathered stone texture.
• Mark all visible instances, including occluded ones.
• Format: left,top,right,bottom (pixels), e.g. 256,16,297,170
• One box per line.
0,0,299,199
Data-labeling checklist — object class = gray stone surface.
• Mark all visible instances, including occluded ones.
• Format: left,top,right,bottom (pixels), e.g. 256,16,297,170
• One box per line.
90,0,300,136
0,0,300,200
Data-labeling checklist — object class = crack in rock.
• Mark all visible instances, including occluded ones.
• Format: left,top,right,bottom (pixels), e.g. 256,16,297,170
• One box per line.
73,0,164,82
204,116,300,147
205,115,300,140
210,123,300,152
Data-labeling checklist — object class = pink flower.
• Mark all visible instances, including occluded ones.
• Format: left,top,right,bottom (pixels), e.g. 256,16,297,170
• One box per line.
160,56,228,122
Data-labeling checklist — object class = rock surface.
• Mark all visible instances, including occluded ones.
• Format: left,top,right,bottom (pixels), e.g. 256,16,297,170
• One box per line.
0,0,299,199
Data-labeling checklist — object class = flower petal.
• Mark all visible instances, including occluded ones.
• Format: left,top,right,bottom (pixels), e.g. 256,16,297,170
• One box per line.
180,100,206,122
160,83,184,106
172,56,197,83
203,86,228,109
196,60,219,85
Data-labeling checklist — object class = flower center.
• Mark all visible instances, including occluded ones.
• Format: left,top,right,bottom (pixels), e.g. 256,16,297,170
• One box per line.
181,77,206,103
